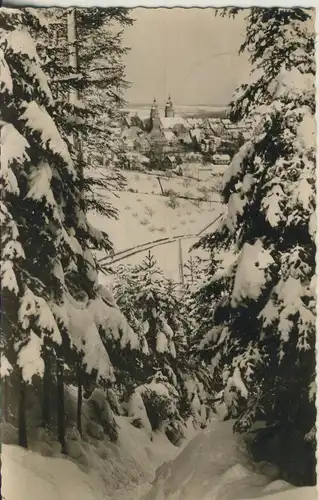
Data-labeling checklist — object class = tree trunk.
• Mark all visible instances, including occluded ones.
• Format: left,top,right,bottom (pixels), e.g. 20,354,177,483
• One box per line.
77,363,83,437
2,377,9,422
178,239,184,284
18,372,27,448
56,357,66,454
67,8,79,105
42,350,51,427
67,8,83,179
0,456,2,500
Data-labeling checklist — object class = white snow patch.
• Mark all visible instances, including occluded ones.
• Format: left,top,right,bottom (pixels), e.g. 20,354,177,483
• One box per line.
55,293,114,380
0,47,13,92
26,162,52,201
156,330,169,353
297,111,315,151
0,353,13,377
231,240,273,307
1,124,30,194
2,443,109,500
308,211,316,239
17,330,44,383
1,260,19,294
143,418,316,500
262,185,285,227
127,391,152,438
20,101,74,173
226,193,247,232
5,29,52,99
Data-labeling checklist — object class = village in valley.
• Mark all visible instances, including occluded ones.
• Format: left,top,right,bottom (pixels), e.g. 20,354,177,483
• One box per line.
89,96,252,173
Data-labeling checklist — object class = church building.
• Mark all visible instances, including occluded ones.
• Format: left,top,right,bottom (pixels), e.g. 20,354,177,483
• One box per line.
149,95,176,132
165,95,175,118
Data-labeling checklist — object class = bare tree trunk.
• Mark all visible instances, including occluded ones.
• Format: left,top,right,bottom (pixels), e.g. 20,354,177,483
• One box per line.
2,377,9,422
0,456,2,500
67,8,83,176
18,371,27,448
178,239,184,284
67,8,79,105
42,350,51,427
56,357,66,454
77,363,83,437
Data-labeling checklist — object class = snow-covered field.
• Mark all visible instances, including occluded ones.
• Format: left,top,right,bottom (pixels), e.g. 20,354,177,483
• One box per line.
88,168,225,282
121,168,223,197
2,418,316,500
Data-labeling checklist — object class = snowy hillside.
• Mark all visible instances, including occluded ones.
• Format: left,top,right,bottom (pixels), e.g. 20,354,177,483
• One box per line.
2,418,316,500
88,168,225,282
1,415,180,500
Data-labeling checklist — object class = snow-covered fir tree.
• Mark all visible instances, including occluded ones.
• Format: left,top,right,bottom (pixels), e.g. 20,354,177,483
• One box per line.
183,255,204,288
114,253,213,441
193,8,316,485
38,7,130,222
114,252,183,436
0,7,138,452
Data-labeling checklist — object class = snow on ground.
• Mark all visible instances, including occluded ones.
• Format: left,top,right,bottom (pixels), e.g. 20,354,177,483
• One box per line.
120,169,223,198
88,168,225,282
141,419,317,500
2,418,316,500
2,443,107,500
1,415,180,500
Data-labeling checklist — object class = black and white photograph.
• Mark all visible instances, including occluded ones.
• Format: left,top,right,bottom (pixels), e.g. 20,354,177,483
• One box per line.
0,4,316,500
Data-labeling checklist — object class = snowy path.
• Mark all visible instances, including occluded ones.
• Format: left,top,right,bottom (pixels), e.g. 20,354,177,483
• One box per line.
138,420,317,500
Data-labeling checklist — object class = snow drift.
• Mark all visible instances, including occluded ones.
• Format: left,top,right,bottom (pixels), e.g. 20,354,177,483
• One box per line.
2,418,316,500
141,419,317,500
1,415,178,500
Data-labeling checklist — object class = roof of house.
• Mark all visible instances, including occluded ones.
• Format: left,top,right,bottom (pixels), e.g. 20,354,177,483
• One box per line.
135,135,150,145
121,126,142,139
160,116,185,129
123,116,131,127
126,152,150,164
213,154,231,161
184,118,202,127
172,122,187,132
209,123,223,133
166,155,177,162
150,128,165,138
163,130,177,141
190,128,202,140
179,132,192,144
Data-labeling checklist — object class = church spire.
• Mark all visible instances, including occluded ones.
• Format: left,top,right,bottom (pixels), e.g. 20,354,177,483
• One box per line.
165,94,174,118
150,96,161,130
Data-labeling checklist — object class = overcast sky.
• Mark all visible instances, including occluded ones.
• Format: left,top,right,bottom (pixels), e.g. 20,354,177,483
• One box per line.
122,8,250,106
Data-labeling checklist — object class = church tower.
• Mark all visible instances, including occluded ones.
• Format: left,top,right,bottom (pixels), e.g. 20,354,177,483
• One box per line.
165,95,175,118
150,97,162,130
